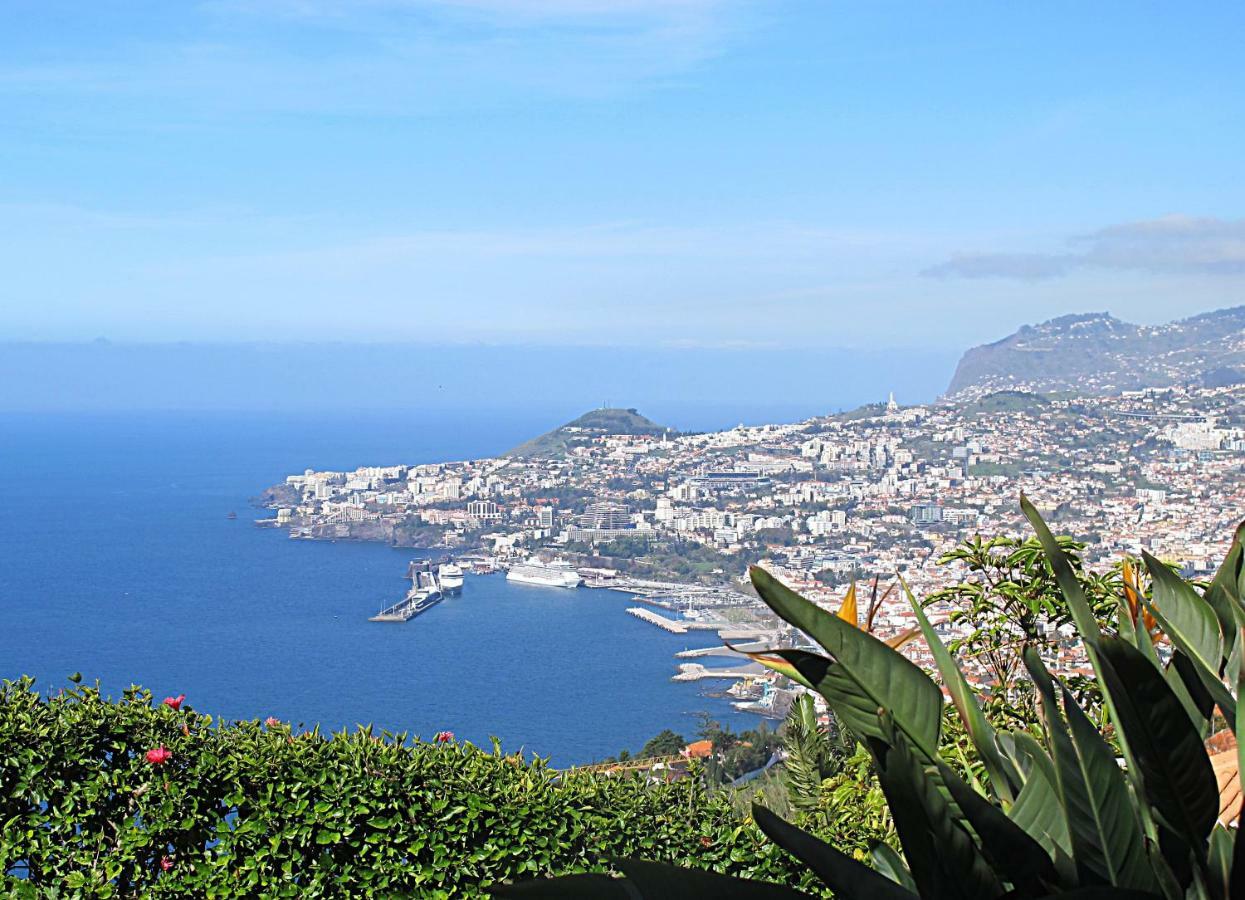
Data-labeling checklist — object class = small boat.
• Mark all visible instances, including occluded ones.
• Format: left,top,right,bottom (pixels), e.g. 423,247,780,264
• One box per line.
226,511,238,520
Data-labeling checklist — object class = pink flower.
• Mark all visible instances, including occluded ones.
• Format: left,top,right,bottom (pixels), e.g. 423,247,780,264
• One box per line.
160,856,174,872
264,716,281,727
434,731,454,743
146,746,172,766
162,694,185,711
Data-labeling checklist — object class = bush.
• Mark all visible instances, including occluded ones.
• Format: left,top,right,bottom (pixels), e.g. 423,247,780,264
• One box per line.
0,679,807,897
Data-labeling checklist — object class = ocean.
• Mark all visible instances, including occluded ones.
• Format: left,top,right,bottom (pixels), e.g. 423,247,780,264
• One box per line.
0,410,762,765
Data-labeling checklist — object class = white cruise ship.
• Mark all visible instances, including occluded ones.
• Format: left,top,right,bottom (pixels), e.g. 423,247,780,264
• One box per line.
506,557,583,589
438,562,464,595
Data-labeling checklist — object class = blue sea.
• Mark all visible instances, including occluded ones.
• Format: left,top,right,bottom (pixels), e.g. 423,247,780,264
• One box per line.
0,411,761,765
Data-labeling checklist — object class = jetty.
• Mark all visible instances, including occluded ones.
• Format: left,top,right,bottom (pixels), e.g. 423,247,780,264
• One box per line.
675,641,769,659
369,597,421,623
626,608,687,634
673,662,767,682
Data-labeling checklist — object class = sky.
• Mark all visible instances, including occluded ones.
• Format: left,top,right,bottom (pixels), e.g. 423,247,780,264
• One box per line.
2,1,1244,351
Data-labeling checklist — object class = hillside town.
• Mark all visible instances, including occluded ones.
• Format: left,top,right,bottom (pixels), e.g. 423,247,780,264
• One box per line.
260,382,1245,710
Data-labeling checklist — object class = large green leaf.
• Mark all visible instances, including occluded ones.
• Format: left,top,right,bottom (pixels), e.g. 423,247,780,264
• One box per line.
1006,745,1072,864
741,646,892,747
751,803,915,900
1020,496,1101,643
750,566,943,759
1232,638,1245,900
936,760,1062,894
1023,648,1155,892
1093,637,1217,856
870,842,918,893
1207,826,1233,900
1139,602,1235,729
903,579,1019,802
1204,523,1245,658
1035,892,1161,899
615,860,813,899
1165,652,1215,735
869,728,1003,900
1141,551,1223,674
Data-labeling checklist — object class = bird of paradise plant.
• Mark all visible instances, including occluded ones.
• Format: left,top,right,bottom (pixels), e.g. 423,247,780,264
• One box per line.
496,498,1245,899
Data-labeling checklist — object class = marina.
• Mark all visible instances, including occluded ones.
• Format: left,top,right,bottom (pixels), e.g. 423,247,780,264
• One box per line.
369,551,791,714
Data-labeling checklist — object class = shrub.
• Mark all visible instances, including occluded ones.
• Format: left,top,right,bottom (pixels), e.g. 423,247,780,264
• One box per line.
0,680,808,897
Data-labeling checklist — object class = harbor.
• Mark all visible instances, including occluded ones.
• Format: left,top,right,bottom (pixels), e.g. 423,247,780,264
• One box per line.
366,552,794,718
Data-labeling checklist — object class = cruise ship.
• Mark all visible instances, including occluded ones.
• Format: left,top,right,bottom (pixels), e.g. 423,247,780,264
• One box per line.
506,557,583,588
438,562,464,595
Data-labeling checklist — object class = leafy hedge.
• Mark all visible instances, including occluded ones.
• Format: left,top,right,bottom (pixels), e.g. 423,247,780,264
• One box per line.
0,678,808,897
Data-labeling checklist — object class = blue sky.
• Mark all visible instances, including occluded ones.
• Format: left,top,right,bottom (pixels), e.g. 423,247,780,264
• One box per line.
3,1,1244,349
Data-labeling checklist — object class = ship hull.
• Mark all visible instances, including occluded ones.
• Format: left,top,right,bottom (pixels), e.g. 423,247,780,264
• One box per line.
505,571,582,588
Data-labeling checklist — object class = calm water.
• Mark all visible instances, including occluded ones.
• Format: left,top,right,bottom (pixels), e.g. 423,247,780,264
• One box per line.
0,411,759,764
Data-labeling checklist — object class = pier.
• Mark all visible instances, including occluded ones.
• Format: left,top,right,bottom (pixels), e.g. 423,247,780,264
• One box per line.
626,608,687,633
369,598,420,623
675,641,769,658
672,662,767,682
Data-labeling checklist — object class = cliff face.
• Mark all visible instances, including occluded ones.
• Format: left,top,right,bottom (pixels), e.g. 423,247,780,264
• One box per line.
946,306,1245,397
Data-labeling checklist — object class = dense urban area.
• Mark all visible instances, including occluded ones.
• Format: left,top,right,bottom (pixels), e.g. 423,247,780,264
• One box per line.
259,374,1245,720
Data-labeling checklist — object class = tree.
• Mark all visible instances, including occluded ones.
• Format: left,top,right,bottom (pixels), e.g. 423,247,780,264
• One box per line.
639,729,686,759
779,695,853,814
925,533,1118,725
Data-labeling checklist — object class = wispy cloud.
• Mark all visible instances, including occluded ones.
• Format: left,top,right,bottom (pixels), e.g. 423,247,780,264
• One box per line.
924,215,1245,280
0,0,746,118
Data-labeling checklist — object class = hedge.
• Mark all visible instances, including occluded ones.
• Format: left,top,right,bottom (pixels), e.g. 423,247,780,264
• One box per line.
0,678,809,897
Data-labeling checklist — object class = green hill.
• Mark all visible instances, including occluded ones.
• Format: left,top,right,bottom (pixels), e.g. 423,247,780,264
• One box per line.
505,408,673,458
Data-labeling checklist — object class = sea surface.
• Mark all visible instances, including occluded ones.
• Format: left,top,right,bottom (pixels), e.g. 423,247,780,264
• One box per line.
0,410,762,765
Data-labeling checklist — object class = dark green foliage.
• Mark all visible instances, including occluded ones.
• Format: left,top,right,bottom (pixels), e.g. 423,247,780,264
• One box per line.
0,680,804,897
779,696,850,814
638,729,686,759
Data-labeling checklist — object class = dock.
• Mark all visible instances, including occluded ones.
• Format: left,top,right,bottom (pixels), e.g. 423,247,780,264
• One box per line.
675,641,769,658
672,662,767,682
369,596,422,622
626,608,687,633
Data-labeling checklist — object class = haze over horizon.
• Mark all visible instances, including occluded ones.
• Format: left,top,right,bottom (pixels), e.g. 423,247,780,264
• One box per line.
3,1,1244,354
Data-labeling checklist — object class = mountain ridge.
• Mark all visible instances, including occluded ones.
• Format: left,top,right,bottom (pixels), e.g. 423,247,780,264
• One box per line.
946,304,1245,398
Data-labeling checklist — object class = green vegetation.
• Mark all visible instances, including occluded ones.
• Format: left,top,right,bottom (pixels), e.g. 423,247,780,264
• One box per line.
0,680,805,897
507,501,1245,898
504,408,672,459
587,537,736,584
926,533,1121,726
962,390,1050,417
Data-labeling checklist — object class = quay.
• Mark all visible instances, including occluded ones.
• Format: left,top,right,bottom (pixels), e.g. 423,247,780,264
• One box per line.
675,641,769,658
673,662,767,682
369,601,419,623
626,608,687,634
